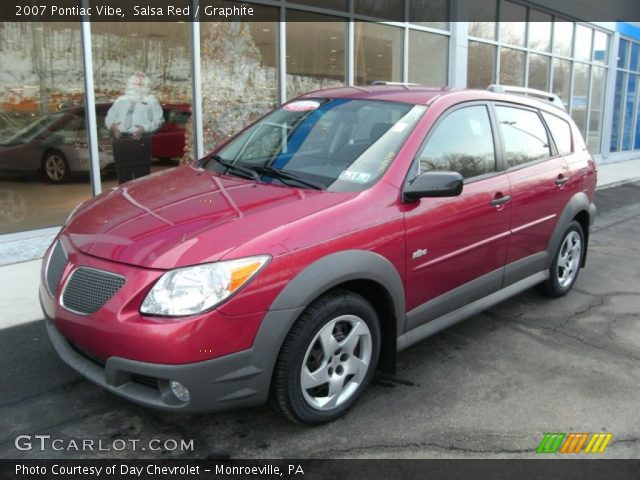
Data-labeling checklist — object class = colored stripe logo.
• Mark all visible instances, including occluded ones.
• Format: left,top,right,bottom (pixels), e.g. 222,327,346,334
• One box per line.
537,433,613,454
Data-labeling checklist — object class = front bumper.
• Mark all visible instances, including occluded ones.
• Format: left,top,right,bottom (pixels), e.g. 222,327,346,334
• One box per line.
44,305,303,413
41,235,306,413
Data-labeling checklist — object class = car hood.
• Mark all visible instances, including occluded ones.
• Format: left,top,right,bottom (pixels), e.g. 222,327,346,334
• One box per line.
66,165,355,269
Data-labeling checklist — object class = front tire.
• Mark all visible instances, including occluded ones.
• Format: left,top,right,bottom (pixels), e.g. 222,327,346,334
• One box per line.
539,221,584,297
270,289,380,424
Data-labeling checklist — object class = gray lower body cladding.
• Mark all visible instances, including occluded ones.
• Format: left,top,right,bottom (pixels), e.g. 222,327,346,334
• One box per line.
43,296,304,414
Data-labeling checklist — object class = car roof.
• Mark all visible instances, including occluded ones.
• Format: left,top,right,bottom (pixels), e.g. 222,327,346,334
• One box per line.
300,85,449,105
299,85,568,117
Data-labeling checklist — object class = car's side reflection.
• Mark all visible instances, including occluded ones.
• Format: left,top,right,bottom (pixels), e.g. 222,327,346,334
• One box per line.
0,102,191,184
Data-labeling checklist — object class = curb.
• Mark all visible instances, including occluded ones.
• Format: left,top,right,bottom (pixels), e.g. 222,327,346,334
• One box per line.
596,177,640,191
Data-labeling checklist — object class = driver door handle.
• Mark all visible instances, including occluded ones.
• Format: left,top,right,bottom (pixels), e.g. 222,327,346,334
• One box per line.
490,194,512,207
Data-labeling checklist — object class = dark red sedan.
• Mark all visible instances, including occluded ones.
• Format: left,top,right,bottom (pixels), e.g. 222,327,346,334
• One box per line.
152,103,190,161
41,85,596,424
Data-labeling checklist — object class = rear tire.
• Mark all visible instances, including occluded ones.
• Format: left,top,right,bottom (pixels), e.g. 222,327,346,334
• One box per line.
270,289,380,424
539,221,584,298
42,150,70,184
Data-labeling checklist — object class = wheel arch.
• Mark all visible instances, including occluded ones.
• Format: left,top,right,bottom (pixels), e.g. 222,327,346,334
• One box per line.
41,147,66,164
547,192,594,268
267,250,405,375
573,209,591,267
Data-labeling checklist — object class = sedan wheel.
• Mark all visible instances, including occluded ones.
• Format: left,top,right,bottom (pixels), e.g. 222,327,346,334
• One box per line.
43,151,70,183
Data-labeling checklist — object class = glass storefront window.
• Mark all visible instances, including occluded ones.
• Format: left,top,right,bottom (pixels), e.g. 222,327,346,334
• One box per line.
355,22,403,85
630,44,640,72
468,41,496,89
355,0,403,22
588,66,606,153
622,74,637,151
528,11,552,52
500,48,525,86
618,40,630,69
467,16,610,154
91,22,191,189
574,25,593,63
571,62,590,137
528,54,551,91
592,31,608,65
0,22,91,234
552,21,574,58
552,58,572,107
499,2,526,47
408,31,448,86
469,0,497,40
409,0,450,31
286,11,346,99
610,72,626,152
202,11,278,149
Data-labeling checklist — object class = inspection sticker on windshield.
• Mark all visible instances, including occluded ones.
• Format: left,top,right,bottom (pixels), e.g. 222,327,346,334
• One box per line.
283,100,321,112
339,170,372,183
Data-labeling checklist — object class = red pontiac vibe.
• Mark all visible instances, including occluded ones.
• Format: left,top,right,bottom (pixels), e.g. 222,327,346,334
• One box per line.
41,85,597,424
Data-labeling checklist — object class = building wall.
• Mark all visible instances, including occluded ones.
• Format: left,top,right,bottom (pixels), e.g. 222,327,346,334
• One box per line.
0,0,634,239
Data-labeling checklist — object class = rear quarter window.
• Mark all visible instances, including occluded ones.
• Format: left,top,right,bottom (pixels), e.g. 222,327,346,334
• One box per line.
541,111,573,155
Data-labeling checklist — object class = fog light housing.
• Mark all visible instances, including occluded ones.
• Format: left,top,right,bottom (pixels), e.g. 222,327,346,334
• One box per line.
169,381,190,402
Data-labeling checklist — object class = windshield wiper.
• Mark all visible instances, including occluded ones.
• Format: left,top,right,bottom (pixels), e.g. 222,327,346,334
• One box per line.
252,166,325,190
206,154,260,181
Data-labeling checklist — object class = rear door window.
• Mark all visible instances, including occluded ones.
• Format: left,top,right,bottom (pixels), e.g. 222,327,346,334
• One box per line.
495,105,551,167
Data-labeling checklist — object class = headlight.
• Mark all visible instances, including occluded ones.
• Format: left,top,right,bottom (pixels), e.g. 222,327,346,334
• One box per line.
140,256,270,317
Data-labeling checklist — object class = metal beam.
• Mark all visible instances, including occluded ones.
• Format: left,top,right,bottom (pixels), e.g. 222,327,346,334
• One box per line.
190,1,205,159
80,0,101,196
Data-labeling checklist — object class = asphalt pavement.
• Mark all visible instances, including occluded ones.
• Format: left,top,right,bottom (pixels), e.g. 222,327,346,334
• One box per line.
1,183,639,459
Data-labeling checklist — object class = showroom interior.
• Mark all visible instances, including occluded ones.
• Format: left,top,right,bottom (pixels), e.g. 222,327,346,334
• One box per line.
0,0,639,240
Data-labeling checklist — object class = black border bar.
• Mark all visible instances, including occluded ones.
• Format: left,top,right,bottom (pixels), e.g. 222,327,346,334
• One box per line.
2,459,640,480
1,0,640,22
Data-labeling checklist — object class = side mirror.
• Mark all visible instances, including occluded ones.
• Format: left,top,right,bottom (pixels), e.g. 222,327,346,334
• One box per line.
403,171,464,202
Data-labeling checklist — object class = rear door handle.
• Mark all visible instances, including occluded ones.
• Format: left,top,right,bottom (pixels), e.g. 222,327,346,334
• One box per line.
555,175,569,186
490,195,511,206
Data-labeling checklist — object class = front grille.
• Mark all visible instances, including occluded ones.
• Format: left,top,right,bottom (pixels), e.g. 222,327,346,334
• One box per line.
46,241,67,296
62,267,125,314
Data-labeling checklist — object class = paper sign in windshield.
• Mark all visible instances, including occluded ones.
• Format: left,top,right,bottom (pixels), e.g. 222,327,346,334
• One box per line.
339,170,372,184
283,100,321,112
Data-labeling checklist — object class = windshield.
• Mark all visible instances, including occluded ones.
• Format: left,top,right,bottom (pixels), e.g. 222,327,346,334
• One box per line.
208,98,426,192
5,112,67,143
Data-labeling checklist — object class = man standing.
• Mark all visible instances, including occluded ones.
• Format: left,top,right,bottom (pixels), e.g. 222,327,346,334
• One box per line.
105,72,163,183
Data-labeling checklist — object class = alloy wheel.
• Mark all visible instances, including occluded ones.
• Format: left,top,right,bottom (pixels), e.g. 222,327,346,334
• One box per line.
556,230,582,288
45,154,67,182
300,314,372,411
